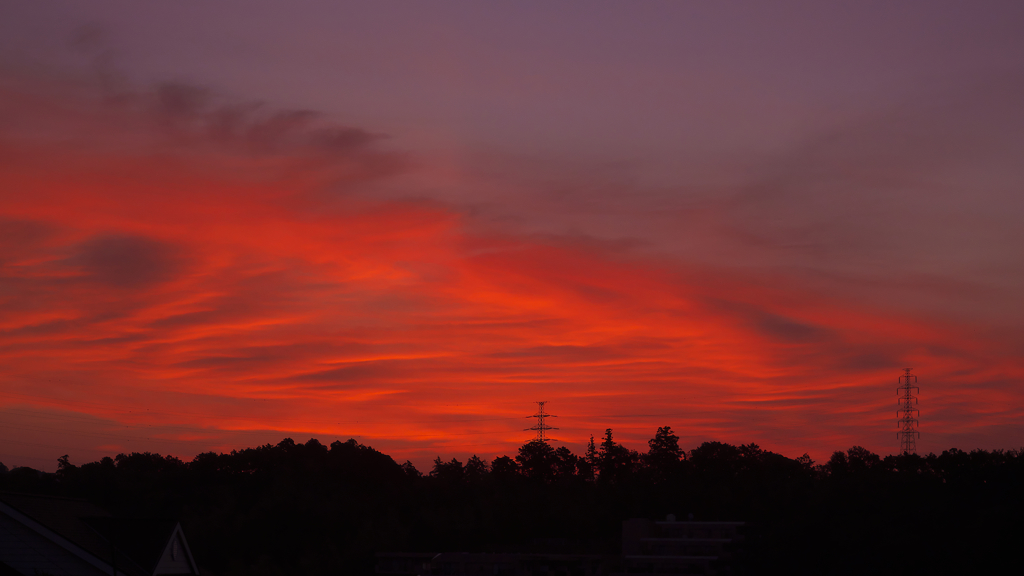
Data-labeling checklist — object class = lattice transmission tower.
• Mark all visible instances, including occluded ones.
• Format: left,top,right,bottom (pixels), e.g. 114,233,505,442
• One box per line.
896,368,920,454
525,401,558,442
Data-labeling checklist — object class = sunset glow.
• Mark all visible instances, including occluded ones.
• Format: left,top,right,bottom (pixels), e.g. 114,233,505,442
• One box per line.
2,3,1023,471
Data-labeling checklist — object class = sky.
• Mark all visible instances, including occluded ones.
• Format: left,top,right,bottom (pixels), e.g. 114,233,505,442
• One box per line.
1,1,1023,471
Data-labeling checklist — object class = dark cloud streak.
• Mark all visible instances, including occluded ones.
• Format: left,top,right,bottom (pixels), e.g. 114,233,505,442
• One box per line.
70,233,183,289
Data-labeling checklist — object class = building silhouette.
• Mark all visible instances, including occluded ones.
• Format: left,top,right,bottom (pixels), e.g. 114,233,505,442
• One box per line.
616,516,744,575
376,516,744,576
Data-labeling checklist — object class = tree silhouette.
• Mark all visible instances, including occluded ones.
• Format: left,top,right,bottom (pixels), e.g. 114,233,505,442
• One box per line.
430,457,464,483
645,426,683,482
465,455,489,482
516,440,557,481
400,460,422,479
596,428,638,484
578,435,598,481
490,455,519,479
3,433,1022,575
553,446,579,480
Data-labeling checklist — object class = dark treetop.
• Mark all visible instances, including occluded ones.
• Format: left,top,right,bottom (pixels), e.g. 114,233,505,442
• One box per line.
2,429,1022,575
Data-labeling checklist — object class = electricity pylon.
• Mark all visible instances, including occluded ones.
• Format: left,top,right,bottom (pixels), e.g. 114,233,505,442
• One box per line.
525,401,558,442
897,368,920,454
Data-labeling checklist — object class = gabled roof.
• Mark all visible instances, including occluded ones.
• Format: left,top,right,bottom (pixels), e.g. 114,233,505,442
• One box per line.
0,492,196,576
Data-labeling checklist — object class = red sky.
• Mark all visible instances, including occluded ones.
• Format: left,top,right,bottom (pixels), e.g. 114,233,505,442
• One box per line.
2,3,1023,471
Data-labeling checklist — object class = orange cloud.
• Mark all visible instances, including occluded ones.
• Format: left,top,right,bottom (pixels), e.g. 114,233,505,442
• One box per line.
1,71,1021,472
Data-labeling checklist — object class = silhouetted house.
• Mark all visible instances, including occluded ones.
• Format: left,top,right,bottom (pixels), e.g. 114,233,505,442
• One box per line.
375,517,744,576
376,552,615,576
616,517,744,575
0,492,198,576
377,552,437,575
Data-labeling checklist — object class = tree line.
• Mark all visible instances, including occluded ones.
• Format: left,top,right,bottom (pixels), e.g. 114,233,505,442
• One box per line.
1,428,1022,575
